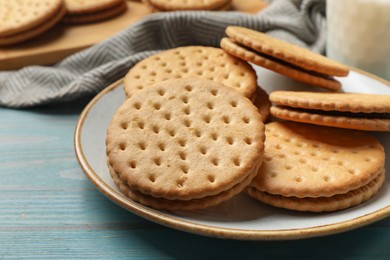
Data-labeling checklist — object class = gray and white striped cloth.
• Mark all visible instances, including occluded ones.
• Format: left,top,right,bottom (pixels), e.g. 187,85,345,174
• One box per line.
0,0,326,107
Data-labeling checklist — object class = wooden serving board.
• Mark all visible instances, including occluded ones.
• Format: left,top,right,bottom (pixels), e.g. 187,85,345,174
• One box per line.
0,0,266,71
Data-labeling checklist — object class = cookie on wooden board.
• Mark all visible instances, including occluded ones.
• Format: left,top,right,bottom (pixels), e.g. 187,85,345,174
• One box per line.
145,0,231,11
0,0,65,46
63,0,127,24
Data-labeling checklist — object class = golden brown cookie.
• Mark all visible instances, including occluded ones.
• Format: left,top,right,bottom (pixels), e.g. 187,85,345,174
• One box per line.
251,121,385,198
246,121,385,212
270,91,390,131
147,0,231,11
222,26,352,91
0,0,65,46
220,37,342,91
110,163,259,211
107,78,265,210
253,85,271,122
124,46,258,99
65,0,124,13
225,26,350,77
0,0,63,37
231,0,267,13
63,0,127,23
246,170,385,212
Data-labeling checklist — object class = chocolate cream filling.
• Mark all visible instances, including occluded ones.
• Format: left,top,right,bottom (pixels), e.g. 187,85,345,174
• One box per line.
234,41,335,79
279,106,390,119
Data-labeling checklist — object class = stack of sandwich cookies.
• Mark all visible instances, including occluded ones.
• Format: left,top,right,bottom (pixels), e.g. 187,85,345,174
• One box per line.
63,0,127,23
144,0,232,11
107,78,265,210
0,0,65,46
246,122,385,212
270,91,390,131
124,46,271,121
221,26,350,91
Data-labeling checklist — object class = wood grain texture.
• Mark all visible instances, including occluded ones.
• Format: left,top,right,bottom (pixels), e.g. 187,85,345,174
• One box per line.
0,1,267,71
1,99,390,258
0,1,151,71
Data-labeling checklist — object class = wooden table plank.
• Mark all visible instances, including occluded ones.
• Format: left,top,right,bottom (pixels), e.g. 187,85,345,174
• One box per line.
1,99,390,258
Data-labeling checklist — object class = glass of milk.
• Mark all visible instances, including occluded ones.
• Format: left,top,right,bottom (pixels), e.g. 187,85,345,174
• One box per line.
327,0,390,80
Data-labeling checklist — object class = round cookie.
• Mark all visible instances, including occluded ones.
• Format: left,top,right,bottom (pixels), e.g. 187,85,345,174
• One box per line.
250,121,385,198
225,26,350,77
270,107,390,131
144,0,232,11
64,0,125,14
110,163,259,211
246,170,385,212
269,91,390,131
0,0,63,37
63,0,126,23
220,37,342,91
147,0,231,11
107,78,265,206
270,91,390,113
124,46,258,99
0,0,65,46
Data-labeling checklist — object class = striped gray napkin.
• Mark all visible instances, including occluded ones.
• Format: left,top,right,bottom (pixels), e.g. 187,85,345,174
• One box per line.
0,0,326,107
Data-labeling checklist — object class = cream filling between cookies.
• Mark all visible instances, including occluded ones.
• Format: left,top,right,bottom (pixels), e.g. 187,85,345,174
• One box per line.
234,41,336,79
278,106,390,119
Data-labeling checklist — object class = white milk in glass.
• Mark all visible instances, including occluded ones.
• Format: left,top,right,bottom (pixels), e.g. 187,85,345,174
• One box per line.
327,0,390,80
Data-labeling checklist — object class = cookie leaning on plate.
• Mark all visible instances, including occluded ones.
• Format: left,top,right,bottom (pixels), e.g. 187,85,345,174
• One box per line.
221,37,342,91
222,26,350,91
63,0,127,23
124,46,258,100
107,78,265,210
270,91,390,131
0,0,65,46
246,121,385,212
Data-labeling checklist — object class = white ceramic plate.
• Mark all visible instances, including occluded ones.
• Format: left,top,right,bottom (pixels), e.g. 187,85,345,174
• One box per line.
74,66,390,240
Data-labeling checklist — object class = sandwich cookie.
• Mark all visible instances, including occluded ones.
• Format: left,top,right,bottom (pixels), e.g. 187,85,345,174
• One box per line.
107,78,265,210
270,91,390,131
246,121,385,212
145,0,232,11
0,0,65,46
63,0,127,23
221,26,350,91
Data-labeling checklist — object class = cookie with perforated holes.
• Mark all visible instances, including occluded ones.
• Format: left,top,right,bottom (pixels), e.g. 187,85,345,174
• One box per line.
246,121,385,212
0,0,65,46
124,46,258,100
221,26,350,91
106,78,265,210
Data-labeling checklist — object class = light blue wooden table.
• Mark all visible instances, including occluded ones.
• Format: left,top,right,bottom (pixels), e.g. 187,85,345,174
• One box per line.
1,98,390,259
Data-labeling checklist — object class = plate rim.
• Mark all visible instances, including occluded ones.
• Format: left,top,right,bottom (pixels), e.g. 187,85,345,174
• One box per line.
74,69,390,240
